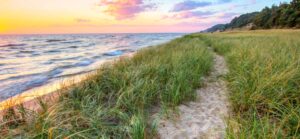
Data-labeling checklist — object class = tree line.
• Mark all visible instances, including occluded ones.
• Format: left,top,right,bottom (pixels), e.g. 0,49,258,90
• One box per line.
204,0,300,32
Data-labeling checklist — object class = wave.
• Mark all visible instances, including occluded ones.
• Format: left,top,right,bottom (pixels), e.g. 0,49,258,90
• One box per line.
0,43,27,47
54,70,94,79
20,50,34,53
74,59,94,67
46,39,66,42
61,40,82,44
45,49,61,53
103,50,124,56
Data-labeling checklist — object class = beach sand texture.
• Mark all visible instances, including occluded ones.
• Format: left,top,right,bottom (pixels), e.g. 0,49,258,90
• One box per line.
156,53,230,139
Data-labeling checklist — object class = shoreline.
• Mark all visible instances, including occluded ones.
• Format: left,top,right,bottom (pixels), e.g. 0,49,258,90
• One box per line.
0,52,135,115
0,71,91,111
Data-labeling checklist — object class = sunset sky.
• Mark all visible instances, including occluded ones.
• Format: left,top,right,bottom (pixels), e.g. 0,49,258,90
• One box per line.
0,0,292,34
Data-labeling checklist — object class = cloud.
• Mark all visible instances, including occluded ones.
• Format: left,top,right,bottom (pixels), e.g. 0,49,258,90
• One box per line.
168,10,217,19
75,18,91,23
171,0,233,12
98,0,155,20
218,0,232,4
171,1,212,12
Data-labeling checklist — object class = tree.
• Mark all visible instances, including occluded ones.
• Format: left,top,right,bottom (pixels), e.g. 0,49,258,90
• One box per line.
290,0,300,10
254,7,272,28
204,0,300,32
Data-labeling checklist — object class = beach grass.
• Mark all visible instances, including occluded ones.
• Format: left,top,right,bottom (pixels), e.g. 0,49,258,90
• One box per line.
2,30,299,139
200,30,300,138
0,35,213,138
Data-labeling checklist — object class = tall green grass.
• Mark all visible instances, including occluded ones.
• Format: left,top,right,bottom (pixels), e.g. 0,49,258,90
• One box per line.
202,30,300,138
0,35,213,138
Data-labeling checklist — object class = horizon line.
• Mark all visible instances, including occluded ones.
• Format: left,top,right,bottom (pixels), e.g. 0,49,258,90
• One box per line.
0,31,193,36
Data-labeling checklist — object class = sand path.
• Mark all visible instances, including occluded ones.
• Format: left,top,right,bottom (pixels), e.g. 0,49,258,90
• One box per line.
155,52,230,139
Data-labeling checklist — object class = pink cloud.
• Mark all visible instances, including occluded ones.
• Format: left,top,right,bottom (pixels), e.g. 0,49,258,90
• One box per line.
99,0,154,20
167,10,216,19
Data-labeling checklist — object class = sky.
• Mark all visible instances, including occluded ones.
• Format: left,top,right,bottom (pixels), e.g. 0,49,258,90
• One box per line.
0,0,292,34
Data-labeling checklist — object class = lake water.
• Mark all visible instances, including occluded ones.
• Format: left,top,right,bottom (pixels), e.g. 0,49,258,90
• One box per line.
0,33,183,101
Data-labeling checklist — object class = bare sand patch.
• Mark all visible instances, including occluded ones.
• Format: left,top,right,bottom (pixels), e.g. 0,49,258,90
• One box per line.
155,53,230,139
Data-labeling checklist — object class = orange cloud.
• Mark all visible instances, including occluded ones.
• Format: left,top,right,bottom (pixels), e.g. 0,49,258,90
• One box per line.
98,0,154,20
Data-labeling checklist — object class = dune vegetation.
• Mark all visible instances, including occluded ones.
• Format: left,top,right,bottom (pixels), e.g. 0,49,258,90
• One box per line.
0,36,213,138
1,30,299,139
201,30,300,138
